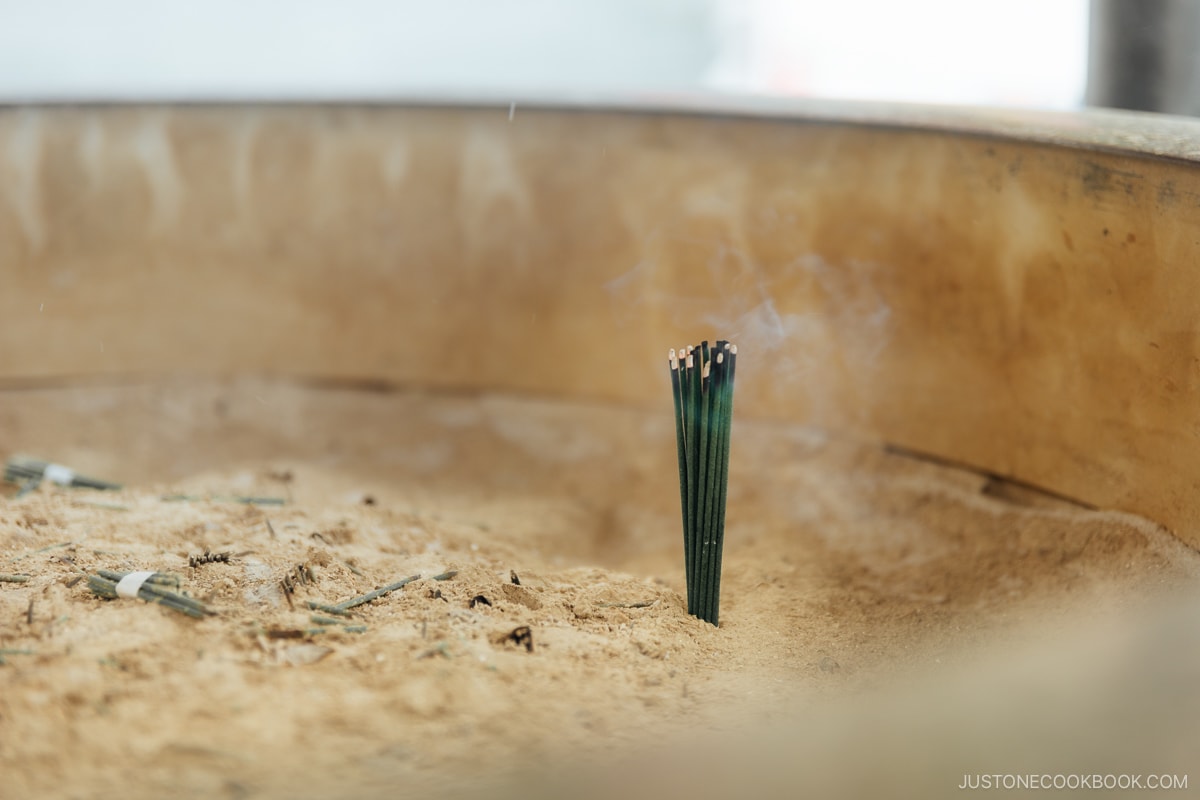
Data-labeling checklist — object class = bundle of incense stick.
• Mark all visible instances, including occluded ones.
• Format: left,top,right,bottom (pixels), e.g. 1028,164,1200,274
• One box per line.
4,456,122,491
87,570,215,619
669,340,737,626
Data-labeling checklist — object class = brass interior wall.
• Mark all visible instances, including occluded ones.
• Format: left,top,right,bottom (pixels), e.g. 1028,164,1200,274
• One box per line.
3,103,1200,545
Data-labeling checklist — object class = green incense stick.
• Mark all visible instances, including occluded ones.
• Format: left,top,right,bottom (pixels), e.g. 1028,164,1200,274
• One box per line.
670,352,691,610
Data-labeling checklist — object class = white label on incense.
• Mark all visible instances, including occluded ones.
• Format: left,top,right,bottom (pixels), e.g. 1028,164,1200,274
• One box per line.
43,463,76,485
116,571,157,599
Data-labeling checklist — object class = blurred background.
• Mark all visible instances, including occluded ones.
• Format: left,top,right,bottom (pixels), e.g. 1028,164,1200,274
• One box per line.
0,0,1195,114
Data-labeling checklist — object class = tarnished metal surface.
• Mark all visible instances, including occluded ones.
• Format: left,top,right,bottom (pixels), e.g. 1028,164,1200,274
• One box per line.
3,101,1200,544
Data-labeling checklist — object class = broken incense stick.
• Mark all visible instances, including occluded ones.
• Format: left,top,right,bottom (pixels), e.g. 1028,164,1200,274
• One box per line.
669,340,737,626
72,500,131,511
0,648,34,666
306,601,352,617
327,570,456,612
4,541,75,564
334,574,421,611
160,493,286,506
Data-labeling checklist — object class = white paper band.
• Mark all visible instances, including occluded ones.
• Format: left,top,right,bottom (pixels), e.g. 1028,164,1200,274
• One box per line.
116,571,157,599
43,463,76,486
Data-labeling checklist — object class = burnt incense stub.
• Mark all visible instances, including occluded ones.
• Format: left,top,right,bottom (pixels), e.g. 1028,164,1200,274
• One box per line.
669,340,737,626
